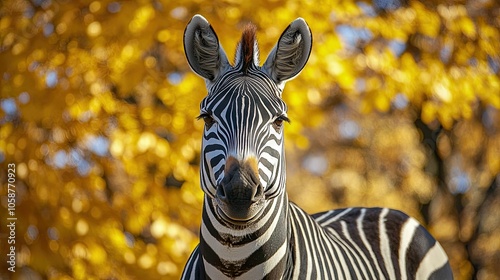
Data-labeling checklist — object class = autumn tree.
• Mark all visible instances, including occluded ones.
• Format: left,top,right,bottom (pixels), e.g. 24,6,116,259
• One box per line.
0,0,498,279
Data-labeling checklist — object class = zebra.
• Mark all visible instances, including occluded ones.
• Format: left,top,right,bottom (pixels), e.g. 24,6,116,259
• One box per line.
181,14,453,280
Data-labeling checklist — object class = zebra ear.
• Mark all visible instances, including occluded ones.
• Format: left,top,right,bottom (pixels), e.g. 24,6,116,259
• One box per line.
262,18,312,85
184,15,230,81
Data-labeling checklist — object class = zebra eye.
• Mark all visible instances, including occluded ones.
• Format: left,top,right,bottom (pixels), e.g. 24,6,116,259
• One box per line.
272,115,290,130
197,113,215,128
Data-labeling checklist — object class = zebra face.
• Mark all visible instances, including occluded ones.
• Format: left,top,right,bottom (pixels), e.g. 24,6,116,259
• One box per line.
198,73,289,222
184,15,312,224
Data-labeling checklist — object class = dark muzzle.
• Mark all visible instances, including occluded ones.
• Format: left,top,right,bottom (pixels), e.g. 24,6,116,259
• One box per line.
215,156,264,222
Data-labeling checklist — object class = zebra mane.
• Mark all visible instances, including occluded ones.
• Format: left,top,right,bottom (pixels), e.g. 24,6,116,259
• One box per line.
235,24,259,74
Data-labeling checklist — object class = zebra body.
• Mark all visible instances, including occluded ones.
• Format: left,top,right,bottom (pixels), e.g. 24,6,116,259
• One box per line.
183,203,451,279
181,14,453,279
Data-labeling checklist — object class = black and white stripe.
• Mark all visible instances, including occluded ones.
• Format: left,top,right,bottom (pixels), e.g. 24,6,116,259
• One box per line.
199,69,287,199
181,14,453,280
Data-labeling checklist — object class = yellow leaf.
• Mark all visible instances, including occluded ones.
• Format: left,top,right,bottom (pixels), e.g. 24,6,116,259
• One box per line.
460,17,476,39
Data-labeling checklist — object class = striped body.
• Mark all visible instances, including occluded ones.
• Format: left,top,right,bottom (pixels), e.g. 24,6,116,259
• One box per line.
181,15,453,280
182,203,452,279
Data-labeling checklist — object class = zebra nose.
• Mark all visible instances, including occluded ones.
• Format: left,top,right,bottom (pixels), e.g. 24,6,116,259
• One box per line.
218,156,263,202
215,156,264,221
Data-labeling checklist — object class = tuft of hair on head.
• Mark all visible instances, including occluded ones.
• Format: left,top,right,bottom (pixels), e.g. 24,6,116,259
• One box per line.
238,23,258,74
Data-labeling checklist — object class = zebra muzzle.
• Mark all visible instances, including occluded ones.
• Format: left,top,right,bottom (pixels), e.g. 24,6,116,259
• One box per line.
215,156,265,222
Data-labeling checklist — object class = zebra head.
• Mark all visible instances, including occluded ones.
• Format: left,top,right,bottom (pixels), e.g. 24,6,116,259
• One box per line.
184,15,312,225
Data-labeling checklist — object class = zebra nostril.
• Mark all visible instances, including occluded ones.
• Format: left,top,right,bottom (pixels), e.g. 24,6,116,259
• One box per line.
216,185,226,199
254,184,264,200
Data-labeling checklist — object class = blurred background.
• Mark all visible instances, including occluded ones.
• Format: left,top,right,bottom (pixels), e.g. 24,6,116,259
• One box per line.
0,0,499,279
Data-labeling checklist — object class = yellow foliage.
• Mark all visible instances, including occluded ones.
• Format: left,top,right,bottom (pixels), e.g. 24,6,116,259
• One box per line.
0,0,499,279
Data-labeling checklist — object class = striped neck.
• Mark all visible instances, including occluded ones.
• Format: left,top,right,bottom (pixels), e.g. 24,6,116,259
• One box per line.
200,193,293,279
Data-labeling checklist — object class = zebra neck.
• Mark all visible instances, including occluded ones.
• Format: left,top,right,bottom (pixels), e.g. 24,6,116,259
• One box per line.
199,193,293,279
